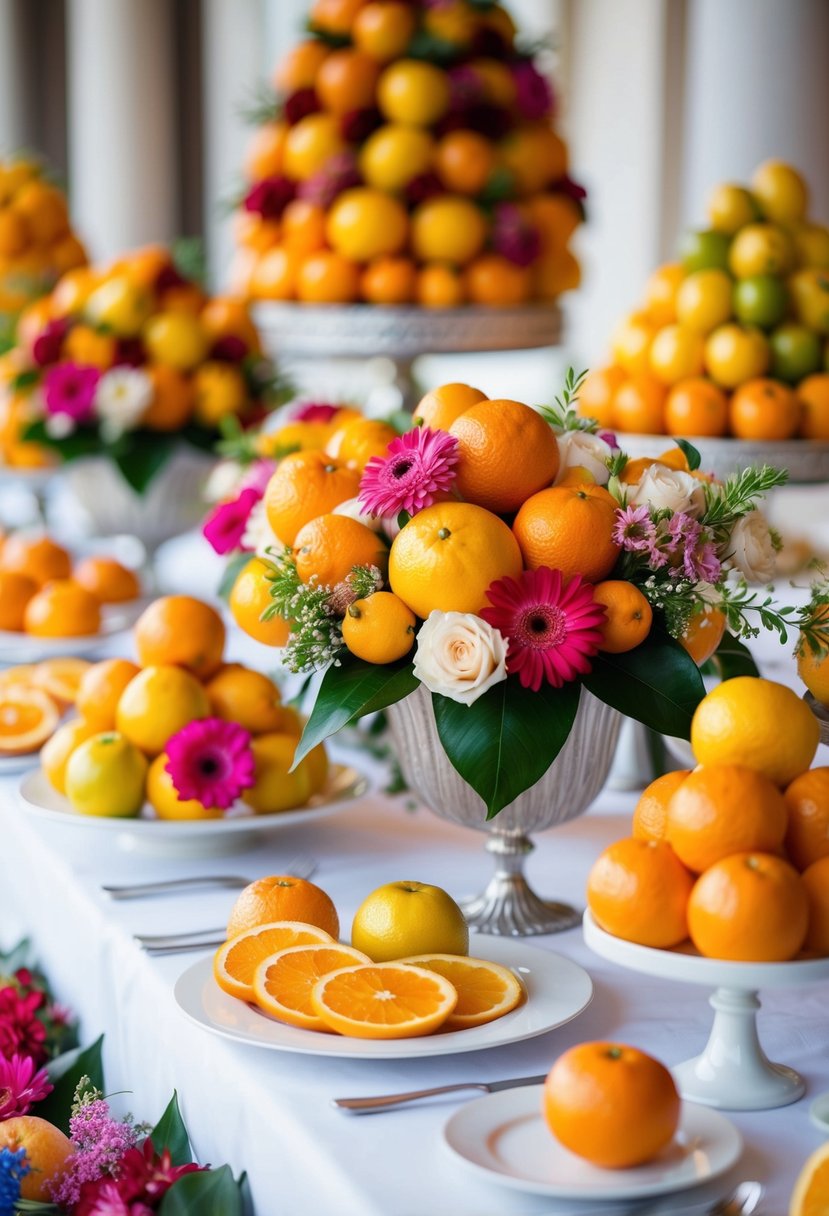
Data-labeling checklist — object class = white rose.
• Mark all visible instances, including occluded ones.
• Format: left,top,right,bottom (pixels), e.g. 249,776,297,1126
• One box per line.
94,367,153,440
205,459,246,503
333,497,388,535
629,465,706,517
554,430,613,486
413,611,508,706
727,510,777,584
241,498,285,556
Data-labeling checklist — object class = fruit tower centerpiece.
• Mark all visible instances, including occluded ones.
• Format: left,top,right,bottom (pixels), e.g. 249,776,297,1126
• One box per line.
582,161,829,459
230,0,583,310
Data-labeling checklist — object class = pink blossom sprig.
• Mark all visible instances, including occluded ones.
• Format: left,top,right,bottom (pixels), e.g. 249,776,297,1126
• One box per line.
50,1090,142,1209
613,506,722,582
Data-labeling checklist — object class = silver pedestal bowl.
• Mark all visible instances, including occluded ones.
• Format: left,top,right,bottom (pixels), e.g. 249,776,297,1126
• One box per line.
387,685,621,937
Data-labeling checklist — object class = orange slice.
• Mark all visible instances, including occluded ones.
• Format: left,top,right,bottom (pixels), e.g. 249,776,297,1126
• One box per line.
31,658,92,707
790,1141,829,1216
0,665,36,693
0,686,60,755
399,954,525,1029
310,963,458,1039
253,943,372,1030
213,921,335,1002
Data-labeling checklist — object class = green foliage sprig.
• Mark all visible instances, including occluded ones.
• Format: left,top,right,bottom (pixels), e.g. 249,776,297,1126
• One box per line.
538,366,593,432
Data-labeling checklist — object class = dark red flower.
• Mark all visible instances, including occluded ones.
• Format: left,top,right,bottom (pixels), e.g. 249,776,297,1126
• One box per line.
405,172,444,206
75,1139,204,1215
114,338,145,368
492,203,542,267
243,175,296,220
32,319,69,367
469,26,508,57
551,174,588,204
153,263,187,293
341,106,383,143
0,984,48,1066
283,87,320,125
211,335,248,363
513,59,555,120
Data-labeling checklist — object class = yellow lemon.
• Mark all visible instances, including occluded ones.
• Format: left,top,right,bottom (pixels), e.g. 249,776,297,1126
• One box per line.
65,732,148,818
40,717,99,795
143,311,209,371
84,275,153,337
115,665,210,756
242,732,313,814
146,753,224,820
377,60,450,126
193,362,248,426
351,880,469,962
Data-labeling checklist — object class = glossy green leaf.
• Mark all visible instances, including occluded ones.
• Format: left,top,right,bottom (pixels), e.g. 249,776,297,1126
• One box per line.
674,438,702,470
40,1035,104,1134
583,634,705,740
713,630,760,680
433,679,581,819
113,432,177,493
150,1091,192,1166
159,1166,245,1216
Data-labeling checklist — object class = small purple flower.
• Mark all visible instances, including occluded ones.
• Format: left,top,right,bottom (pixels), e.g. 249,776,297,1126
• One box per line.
244,175,296,220
298,152,361,209
359,426,459,519
49,1096,141,1209
32,318,68,367
43,362,99,423
283,87,320,125
513,60,554,120
613,505,658,553
492,203,542,267
203,486,262,555
598,430,619,449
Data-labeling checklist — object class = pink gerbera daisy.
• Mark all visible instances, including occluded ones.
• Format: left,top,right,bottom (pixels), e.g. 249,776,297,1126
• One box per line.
358,427,459,519
0,1053,53,1120
481,567,606,691
43,361,100,423
164,719,255,811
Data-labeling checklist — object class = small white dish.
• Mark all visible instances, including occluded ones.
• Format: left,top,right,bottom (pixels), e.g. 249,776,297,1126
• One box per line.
0,602,136,663
173,937,593,1060
809,1091,829,1134
443,1085,742,1199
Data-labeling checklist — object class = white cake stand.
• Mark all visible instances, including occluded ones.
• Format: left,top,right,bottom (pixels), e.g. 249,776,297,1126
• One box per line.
583,909,829,1111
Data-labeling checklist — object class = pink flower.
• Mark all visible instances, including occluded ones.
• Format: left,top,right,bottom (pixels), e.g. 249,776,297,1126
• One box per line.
0,1053,52,1120
43,362,100,423
202,486,262,555
513,60,554,120
243,175,296,220
481,567,606,691
32,318,68,366
75,1139,203,1215
165,718,255,811
290,401,341,424
359,427,459,519
612,505,658,553
0,985,47,1065
492,203,542,267
664,513,722,583
50,1097,141,1208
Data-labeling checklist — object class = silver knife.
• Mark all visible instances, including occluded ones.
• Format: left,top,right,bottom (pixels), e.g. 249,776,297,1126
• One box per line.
333,1074,547,1113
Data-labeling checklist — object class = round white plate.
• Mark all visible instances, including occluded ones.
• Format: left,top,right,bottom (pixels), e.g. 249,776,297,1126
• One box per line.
173,936,593,1060
0,602,139,663
0,751,44,776
443,1086,742,1199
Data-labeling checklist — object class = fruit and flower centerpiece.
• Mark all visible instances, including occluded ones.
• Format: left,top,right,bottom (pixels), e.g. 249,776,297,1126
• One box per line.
230,0,583,308
581,161,829,447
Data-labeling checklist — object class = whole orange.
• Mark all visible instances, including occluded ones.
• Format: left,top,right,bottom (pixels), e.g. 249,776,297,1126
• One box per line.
360,256,417,305
416,264,465,308
24,580,101,637
296,251,361,304
134,595,225,678
75,658,142,730
412,382,486,431
576,366,626,429
280,200,327,256
464,254,531,306
612,374,667,433
250,246,301,301
632,769,690,842
729,378,800,441
592,580,652,653
499,125,567,195
513,484,620,583
666,764,788,874
664,379,729,438
543,1043,680,1169
802,856,829,955
532,250,581,300
283,114,345,182
141,364,195,431
377,59,450,126
311,0,368,37
644,263,684,326
0,534,71,586
228,557,291,648
435,130,495,195
244,120,287,181
797,373,829,440
293,514,388,587
526,193,581,257
586,837,693,948
265,450,361,547
0,1115,73,1200
316,48,380,114
0,570,37,630
679,604,726,665
688,852,808,961
353,2,416,61
389,501,522,618
72,556,140,603
205,665,291,736
227,874,340,940
329,418,398,470
784,767,829,871
200,296,261,354
449,399,559,515
274,39,329,92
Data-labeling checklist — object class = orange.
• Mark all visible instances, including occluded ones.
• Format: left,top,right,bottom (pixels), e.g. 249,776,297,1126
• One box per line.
513,484,620,583
329,418,398,469
250,246,301,301
274,39,329,92
72,555,140,603
318,47,381,113
730,377,800,441
449,399,559,515
543,1043,680,1170
464,254,531,306
361,256,417,305
704,323,770,388
526,194,580,258
227,874,340,941
411,196,486,266
797,612,829,706
688,852,808,961
143,311,208,372
0,570,37,630
243,119,287,180
360,124,435,193
784,768,829,871
632,769,691,842
797,373,829,440
576,366,626,429
228,558,291,648
142,364,196,431
283,114,346,182
24,579,102,637
592,580,652,653
399,954,523,1029
416,263,465,308
12,181,69,245
0,685,60,755
63,324,117,370
0,1115,73,1200
214,921,335,1003
435,130,495,196
680,604,726,665
0,208,27,257
281,200,328,256
205,665,290,735
666,764,788,873
242,732,314,814
327,188,408,262
644,263,684,326
586,837,693,947
611,311,656,377
664,379,729,437
29,657,92,707
353,2,416,61
193,362,248,427
75,658,142,730
115,664,210,756
296,251,361,304
294,514,388,588
265,450,361,547
412,382,486,431
134,595,225,678
50,266,97,317
310,0,367,35
389,501,522,618
790,1141,829,1216
499,125,567,195
533,249,582,299
612,374,666,433
377,59,450,127
342,591,416,664
253,943,372,1029
0,534,71,586
200,296,261,354
310,963,458,1039
802,856,829,954
41,716,99,794
146,753,224,821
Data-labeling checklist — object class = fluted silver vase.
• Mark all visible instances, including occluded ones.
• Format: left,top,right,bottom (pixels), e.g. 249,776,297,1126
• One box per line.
387,685,621,937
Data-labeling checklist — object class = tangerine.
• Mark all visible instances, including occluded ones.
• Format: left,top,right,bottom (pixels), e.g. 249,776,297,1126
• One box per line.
72,555,140,603
24,579,101,637
352,2,415,60
576,366,626,429
688,852,808,961
784,768,829,871
729,377,800,441
274,39,329,92
664,378,729,437
281,200,328,256
360,256,417,305
592,579,652,653
802,856,829,955
296,250,361,303
611,311,656,377
513,484,620,582
586,837,693,947
244,120,287,181
294,513,388,587
227,874,340,940
666,763,788,873
329,418,398,469
265,450,361,546
464,254,531,306
612,374,666,433
416,264,465,308
412,382,486,431
411,196,487,267
250,246,301,301
75,658,142,730
632,769,690,842
342,591,416,663
316,48,380,114
205,665,289,736
449,398,559,514
228,557,291,648
797,373,829,440
134,595,226,678
435,130,495,195
141,364,195,431
0,534,71,586
0,570,37,630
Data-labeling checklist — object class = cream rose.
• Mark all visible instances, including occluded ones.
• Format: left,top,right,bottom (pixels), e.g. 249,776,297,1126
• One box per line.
554,430,613,486
727,510,777,584
413,611,508,706
629,465,706,517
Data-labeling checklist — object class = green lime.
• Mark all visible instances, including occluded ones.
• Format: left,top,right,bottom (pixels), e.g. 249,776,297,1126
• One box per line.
733,275,788,329
770,323,822,383
680,229,732,275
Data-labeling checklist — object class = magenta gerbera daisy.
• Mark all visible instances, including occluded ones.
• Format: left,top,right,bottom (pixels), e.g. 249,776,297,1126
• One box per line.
480,567,606,691
0,1052,53,1119
358,426,459,519
164,718,255,811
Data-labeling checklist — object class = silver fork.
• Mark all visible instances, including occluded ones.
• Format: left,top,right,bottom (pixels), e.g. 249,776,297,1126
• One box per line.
103,855,316,900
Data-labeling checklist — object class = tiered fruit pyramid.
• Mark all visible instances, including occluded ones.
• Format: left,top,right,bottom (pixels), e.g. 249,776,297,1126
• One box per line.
230,0,584,308
581,161,829,442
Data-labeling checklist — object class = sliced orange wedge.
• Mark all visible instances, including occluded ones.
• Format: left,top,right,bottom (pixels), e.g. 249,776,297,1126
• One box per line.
310,963,457,1039
253,943,372,1030
790,1141,829,1216
214,921,335,1002
31,657,92,707
0,686,60,755
0,665,36,693
399,954,525,1029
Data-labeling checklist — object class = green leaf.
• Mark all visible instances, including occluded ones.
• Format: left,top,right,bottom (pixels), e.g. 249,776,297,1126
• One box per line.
159,1166,245,1216
15,1201,60,1213
40,1035,104,1134
674,438,701,470
712,630,760,680
583,633,705,740
113,432,177,493
293,655,419,766
22,419,101,462
433,679,581,820
217,551,251,601
150,1092,193,1165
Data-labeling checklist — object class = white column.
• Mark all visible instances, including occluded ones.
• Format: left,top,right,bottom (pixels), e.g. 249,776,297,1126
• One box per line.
66,0,177,261
0,0,28,153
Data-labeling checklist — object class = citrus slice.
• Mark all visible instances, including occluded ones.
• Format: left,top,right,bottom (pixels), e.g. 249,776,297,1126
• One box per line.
398,954,525,1029
31,657,92,707
0,665,36,693
213,921,335,1002
790,1140,829,1216
0,686,60,755
310,963,458,1039
253,943,372,1030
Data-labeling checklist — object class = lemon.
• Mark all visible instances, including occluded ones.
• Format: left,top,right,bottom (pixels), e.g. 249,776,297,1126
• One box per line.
143,311,209,371
40,717,99,794
84,275,153,337
115,665,210,756
241,732,313,814
65,732,147,818
351,880,469,962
